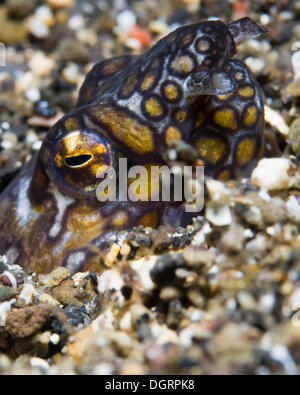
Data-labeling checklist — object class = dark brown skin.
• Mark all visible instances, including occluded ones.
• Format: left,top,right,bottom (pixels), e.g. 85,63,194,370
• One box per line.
0,17,267,274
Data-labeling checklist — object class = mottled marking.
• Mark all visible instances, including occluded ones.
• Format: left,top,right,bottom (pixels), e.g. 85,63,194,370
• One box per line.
17,178,37,226
49,187,74,238
0,19,267,274
91,107,154,154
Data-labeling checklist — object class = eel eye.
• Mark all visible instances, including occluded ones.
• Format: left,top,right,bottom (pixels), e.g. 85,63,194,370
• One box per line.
64,154,93,168
47,128,117,197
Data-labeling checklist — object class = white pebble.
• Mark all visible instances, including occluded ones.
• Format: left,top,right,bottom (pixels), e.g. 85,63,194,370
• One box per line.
264,105,289,136
251,158,299,190
270,344,297,375
30,357,50,372
0,299,16,326
29,51,55,78
286,195,300,222
68,14,85,30
26,130,38,144
260,14,271,25
19,283,36,305
125,38,142,51
116,10,136,32
25,87,41,102
50,333,60,345
32,141,42,151
245,56,265,73
28,18,50,39
206,203,232,226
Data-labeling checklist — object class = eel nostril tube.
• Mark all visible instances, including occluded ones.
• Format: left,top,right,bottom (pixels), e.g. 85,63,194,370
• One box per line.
189,70,236,96
227,17,268,46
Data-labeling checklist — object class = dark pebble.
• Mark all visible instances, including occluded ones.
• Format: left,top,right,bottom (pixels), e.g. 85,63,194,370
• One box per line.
135,233,152,247
34,100,57,118
150,253,186,285
121,285,133,300
0,261,8,274
62,303,90,327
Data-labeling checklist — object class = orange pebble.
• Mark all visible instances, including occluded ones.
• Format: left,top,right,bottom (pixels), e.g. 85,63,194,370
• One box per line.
232,0,250,14
129,25,152,47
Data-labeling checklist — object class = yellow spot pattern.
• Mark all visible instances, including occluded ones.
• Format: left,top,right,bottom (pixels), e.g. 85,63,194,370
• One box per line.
144,97,163,118
235,71,244,81
243,105,257,127
196,136,227,164
197,38,211,52
163,83,180,101
171,55,194,74
165,126,181,145
238,86,254,98
236,137,255,165
91,107,154,154
214,108,238,130
120,72,138,97
102,59,125,75
175,110,187,122
141,75,155,91
181,33,194,47
217,92,233,101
